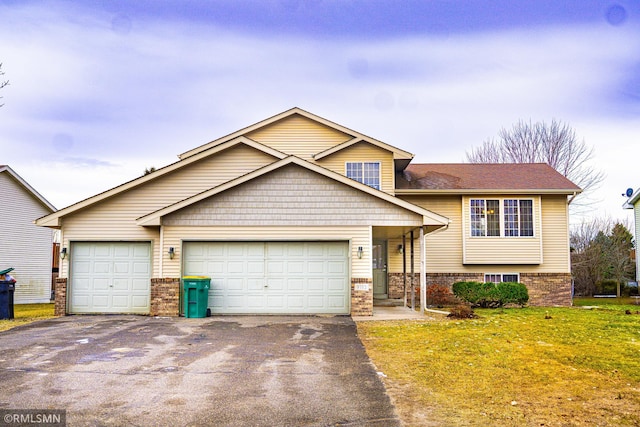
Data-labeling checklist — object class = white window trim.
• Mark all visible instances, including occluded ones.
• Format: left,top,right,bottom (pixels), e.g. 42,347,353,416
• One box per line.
345,161,382,190
484,273,520,283
469,198,535,238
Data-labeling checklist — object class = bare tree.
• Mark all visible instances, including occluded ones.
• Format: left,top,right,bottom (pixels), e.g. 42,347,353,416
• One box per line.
571,217,635,296
466,120,604,208
0,63,8,107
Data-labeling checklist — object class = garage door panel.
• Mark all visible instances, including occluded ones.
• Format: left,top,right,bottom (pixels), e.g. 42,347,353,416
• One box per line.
183,241,349,314
70,242,151,314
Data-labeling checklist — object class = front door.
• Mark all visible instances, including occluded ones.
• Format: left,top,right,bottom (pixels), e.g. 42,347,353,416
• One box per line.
372,240,388,299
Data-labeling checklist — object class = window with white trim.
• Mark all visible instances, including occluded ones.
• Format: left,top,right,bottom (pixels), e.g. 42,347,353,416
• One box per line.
485,273,520,283
346,162,381,190
470,198,534,237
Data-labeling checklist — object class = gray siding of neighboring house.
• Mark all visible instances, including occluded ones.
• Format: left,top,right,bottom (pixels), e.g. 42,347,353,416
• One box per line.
0,172,54,303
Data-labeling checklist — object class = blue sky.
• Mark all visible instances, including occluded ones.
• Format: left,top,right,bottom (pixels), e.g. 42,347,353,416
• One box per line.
1,0,639,223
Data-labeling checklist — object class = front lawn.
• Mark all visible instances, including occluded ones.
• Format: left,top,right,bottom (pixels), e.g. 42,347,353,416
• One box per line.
357,304,640,426
0,303,56,332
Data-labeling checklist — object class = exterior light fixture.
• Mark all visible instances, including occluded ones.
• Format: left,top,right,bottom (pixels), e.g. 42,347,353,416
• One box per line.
60,247,68,259
397,244,404,254
168,247,175,259
357,246,363,259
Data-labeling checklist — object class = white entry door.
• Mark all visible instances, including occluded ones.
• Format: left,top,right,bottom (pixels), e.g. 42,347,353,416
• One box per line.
69,242,151,314
183,241,350,314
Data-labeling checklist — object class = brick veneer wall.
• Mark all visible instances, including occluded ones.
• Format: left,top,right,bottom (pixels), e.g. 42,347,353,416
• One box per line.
418,272,571,307
520,273,572,306
54,278,67,316
351,278,373,316
150,278,180,316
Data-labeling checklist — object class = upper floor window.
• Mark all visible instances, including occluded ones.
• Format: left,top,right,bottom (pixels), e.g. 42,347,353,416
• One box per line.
470,198,534,237
346,162,380,190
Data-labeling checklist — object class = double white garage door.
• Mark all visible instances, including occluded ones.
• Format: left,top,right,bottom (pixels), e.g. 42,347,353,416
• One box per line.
183,241,350,315
69,241,350,315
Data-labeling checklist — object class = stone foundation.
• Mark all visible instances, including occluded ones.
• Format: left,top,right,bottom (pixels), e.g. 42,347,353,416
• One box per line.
351,278,373,316
54,278,67,316
150,278,180,316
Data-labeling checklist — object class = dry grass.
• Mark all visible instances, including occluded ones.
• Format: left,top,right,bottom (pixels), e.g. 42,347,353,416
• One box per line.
357,304,640,426
0,303,56,332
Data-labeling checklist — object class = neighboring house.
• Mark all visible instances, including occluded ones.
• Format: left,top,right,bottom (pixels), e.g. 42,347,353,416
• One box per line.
35,108,580,316
0,165,56,303
623,189,639,281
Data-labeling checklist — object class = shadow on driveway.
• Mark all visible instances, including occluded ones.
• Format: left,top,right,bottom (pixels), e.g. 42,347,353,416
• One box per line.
0,315,400,426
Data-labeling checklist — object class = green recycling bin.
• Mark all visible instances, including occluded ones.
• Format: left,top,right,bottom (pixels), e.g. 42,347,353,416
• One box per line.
182,276,211,318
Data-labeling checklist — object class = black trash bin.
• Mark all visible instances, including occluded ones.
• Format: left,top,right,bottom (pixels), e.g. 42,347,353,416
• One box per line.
0,280,16,320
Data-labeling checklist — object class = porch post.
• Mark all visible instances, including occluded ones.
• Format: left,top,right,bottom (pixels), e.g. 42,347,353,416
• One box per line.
420,226,426,313
402,233,407,307
410,230,415,310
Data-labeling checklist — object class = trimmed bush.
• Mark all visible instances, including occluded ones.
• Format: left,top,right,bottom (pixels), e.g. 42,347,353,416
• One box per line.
426,284,455,307
452,281,528,308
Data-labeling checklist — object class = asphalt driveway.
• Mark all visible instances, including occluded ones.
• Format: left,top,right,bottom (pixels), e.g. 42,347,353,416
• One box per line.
0,315,400,426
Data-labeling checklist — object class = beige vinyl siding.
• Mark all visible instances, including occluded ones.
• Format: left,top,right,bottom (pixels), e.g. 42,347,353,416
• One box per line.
315,142,395,194
539,195,572,272
395,194,571,274
162,226,371,279
59,144,277,278
246,114,352,160
389,195,462,273
163,165,423,227
0,172,54,303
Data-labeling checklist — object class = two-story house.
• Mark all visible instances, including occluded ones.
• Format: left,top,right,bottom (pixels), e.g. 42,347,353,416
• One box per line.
36,108,580,316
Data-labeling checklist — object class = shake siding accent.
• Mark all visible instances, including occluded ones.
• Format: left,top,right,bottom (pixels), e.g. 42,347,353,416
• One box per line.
0,173,54,303
394,194,571,274
315,142,395,194
161,226,372,278
59,145,277,278
163,165,423,227
246,115,352,160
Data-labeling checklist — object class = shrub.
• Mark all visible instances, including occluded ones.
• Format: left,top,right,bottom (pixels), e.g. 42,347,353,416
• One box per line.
426,284,455,307
452,281,529,308
496,282,529,306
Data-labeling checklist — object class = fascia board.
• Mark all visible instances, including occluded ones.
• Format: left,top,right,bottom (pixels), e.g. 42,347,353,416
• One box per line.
313,137,414,161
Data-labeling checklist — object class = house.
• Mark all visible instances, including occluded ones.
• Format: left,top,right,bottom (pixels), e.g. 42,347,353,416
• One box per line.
623,189,639,281
0,165,56,303
35,108,580,316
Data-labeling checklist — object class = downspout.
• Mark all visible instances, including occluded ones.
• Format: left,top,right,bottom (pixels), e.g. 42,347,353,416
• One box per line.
568,191,578,205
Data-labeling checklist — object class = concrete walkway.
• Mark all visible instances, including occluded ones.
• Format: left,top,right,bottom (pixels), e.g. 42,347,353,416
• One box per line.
352,306,445,322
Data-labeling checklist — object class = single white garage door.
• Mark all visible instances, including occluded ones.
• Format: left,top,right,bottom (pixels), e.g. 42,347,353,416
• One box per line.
183,241,350,314
69,242,151,314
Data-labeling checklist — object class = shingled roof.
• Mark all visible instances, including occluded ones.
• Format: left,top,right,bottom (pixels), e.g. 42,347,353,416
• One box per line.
396,163,581,193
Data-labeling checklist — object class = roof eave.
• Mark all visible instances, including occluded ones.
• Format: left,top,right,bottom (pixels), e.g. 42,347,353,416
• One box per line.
395,188,583,196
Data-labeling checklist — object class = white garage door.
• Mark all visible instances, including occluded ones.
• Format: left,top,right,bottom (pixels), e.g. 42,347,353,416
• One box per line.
69,242,151,314
183,241,350,314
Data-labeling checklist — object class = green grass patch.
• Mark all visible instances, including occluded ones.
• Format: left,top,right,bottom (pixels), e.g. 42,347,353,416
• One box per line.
357,304,640,426
0,303,56,332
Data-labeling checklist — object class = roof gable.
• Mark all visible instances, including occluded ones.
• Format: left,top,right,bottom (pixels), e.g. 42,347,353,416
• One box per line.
0,165,56,212
178,107,414,162
396,163,582,194
35,137,285,227
137,156,448,227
